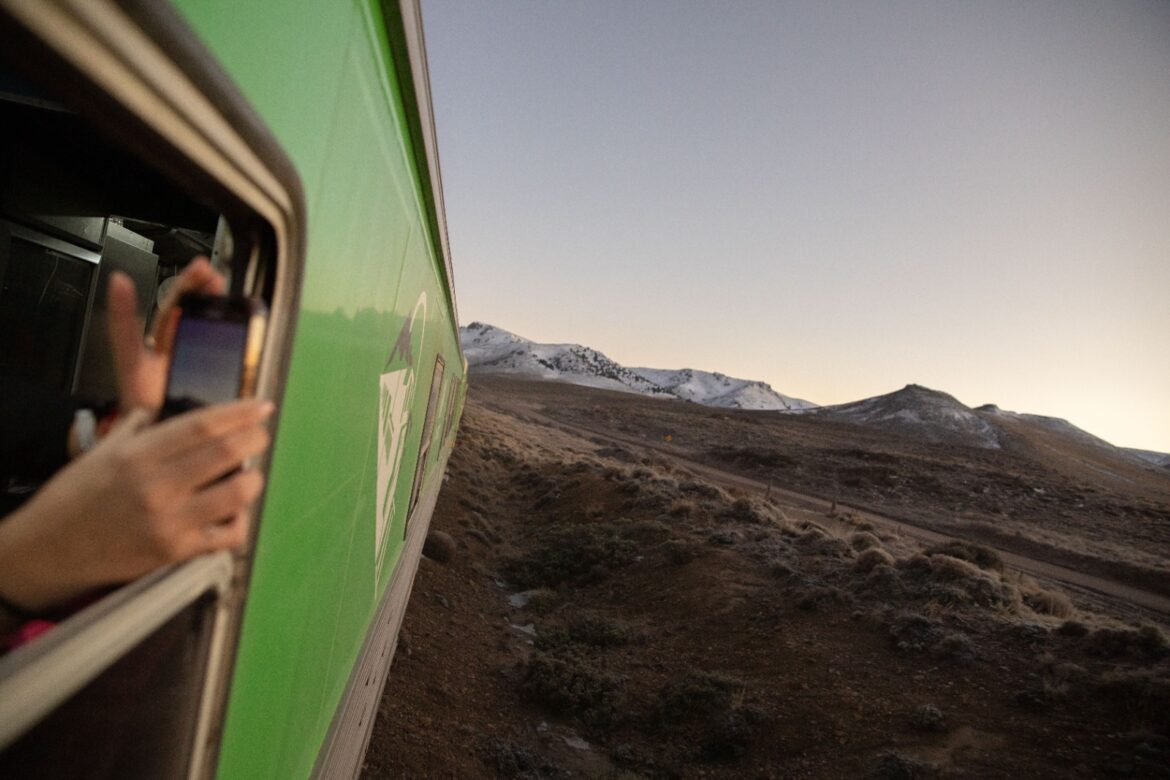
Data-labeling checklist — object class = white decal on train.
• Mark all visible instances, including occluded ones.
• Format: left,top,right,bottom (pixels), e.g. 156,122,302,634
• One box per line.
376,292,427,582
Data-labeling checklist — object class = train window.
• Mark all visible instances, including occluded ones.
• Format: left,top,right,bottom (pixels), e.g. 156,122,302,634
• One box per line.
407,354,445,529
0,2,304,777
441,378,459,444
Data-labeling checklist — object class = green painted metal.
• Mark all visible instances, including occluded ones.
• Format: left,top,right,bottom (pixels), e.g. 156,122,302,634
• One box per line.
170,2,464,777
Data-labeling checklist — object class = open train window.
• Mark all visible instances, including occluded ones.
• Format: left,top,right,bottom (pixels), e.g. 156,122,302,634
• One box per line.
0,2,304,777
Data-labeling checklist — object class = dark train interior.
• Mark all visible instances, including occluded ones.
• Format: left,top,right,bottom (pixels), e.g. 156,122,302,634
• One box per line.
0,68,223,409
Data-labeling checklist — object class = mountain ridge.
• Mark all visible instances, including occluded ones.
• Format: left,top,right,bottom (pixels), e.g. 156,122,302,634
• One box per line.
460,322,815,411
459,322,1169,465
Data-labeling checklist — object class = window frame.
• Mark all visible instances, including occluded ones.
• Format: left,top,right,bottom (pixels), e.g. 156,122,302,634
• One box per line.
0,1,306,776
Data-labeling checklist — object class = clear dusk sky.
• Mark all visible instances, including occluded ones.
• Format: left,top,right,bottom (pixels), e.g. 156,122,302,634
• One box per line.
422,0,1170,453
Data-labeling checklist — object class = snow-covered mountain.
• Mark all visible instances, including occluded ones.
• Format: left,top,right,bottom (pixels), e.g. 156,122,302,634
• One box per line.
813,384,1003,448
459,322,816,411
632,367,814,411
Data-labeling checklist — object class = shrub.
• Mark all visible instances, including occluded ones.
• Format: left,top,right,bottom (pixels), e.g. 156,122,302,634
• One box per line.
1055,619,1089,637
931,631,975,663
723,497,772,524
889,612,943,654
521,649,625,727
870,751,936,779
850,532,882,551
1084,626,1169,661
1022,587,1075,618
854,547,895,573
927,555,983,582
522,588,561,615
900,552,1020,611
657,672,744,722
859,564,903,599
1092,670,1170,732
480,737,562,779
910,703,946,732
537,612,633,651
506,522,637,588
925,540,1003,572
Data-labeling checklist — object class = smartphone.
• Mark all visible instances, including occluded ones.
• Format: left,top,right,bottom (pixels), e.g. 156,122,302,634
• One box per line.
160,294,267,419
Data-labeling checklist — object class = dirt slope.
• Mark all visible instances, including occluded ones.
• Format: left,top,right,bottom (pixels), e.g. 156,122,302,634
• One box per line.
362,378,1170,779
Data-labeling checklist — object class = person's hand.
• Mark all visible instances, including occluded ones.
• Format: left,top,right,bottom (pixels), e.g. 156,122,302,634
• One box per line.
108,257,225,413
0,399,273,614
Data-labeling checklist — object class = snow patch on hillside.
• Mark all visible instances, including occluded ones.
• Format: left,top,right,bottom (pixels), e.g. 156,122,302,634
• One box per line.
459,323,815,411
817,384,1002,448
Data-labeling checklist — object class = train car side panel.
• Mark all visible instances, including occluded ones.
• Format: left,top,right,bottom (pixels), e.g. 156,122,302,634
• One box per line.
172,1,464,777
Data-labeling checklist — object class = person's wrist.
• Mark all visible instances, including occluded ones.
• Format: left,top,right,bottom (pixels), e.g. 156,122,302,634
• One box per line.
0,499,81,615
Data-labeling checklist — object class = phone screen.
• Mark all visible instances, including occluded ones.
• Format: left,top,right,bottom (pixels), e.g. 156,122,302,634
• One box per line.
164,316,248,414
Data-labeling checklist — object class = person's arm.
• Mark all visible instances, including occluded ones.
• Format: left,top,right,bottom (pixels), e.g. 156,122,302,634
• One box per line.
0,400,272,616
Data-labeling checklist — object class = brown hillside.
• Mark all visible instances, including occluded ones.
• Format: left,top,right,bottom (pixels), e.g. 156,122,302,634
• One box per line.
362,377,1170,779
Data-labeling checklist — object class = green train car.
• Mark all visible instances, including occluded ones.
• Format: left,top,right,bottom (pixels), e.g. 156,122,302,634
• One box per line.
0,0,464,776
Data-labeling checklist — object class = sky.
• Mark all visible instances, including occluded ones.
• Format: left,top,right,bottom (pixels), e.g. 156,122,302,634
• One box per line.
422,0,1170,453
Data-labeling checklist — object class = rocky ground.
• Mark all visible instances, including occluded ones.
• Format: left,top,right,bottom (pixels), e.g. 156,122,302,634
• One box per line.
361,377,1170,779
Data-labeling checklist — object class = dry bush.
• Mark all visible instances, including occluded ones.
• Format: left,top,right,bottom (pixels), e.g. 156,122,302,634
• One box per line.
1038,656,1089,700
602,465,628,481
708,529,742,547
927,554,984,582
1021,586,1076,619
522,588,561,615
803,534,852,559
910,703,946,732
1091,669,1170,734
897,553,1021,611
505,522,637,589
1056,619,1090,637
889,611,943,654
656,672,745,722
871,751,937,779
723,497,773,524
521,648,625,727
931,631,975,663
480,736,562,779
925,540,1003,572
794,585,849,611
680,480,728,501
1084,625,1170,661
854,547,895,574
654,672,761,762
850,532,882,552
537,611,634,651
668,499,697,517
859,564,903,599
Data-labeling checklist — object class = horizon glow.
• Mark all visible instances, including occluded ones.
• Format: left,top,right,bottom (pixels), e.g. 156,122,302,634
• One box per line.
423,0,1170,453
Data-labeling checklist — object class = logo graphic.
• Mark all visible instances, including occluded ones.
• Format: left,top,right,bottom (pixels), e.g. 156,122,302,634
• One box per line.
376,292,427,581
